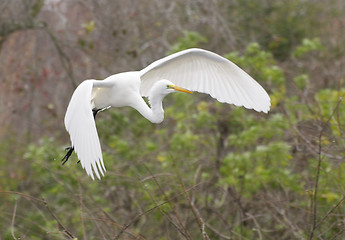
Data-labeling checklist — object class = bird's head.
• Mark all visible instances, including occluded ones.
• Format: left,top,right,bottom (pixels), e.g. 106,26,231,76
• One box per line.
154,79,193,97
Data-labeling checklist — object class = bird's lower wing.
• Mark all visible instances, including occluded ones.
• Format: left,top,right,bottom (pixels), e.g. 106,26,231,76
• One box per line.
64,80,106,180
139,48,270,113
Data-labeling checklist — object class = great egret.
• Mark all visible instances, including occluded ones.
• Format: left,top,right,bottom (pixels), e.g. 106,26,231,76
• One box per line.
62,48,270,180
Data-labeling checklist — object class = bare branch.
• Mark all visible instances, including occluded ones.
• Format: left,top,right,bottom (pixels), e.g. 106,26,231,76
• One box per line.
137,173,189,239
43,198,75,239
246,213,263,240
142,164,193,240
113,181,202,240
11,199,18,240
309,97,344,239
315,195,345,230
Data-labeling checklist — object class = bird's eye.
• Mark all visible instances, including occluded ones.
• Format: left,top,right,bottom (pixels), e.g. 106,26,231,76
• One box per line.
167,85,173,89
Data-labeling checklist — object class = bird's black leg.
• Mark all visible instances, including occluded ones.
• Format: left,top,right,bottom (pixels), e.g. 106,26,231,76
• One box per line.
61,108,101,165
93,108,101,119
61,146,75,165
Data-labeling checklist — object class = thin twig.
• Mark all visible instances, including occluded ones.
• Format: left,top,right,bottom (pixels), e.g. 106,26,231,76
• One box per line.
330,228,345,240
309,97,343,240
282,104,343,160
173,160,210,240
85,217,145,240
315,195,345,230
189,198,211,240
43,198,75,239
49,174,108,239
309,131,324,240
292,125,343,160
143,165,193,240
137,172,189,239
77,179,87,240
1,191,75,239
11,199,18,240
267,201,304,239
0,191,45,203
246,213,263,240
113,182,202,240
227,186,246,239
205,222,231,240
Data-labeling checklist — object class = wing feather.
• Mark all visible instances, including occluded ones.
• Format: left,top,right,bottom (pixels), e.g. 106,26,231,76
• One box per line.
64,80,106,180
140,48,270,113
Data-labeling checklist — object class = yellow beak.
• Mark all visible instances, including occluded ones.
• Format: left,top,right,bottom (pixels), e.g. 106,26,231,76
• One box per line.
169,85,193,94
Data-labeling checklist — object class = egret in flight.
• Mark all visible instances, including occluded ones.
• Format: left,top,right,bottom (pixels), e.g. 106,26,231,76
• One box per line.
62,48,270,180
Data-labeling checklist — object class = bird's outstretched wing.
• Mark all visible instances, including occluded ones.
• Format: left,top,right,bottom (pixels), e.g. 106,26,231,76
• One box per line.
64,80,106,180
139,48,270,113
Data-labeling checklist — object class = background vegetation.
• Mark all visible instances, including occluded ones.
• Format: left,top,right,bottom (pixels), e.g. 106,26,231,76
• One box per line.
1,0,345,239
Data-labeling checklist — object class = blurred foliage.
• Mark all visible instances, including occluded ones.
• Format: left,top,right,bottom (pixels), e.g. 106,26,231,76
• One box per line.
169,31,207,54
31,0,44,18
293,38,323,58
227,0,323,59
1,0,345,239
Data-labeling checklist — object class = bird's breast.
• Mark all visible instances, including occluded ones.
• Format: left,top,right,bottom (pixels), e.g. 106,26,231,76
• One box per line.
92,75,141,109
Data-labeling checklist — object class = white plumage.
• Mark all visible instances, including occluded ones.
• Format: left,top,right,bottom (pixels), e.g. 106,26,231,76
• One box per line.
63,48,271,180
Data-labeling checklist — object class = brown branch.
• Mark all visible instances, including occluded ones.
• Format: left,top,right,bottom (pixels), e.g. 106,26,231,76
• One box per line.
11,199,18,240
292,125,343,160
267,200,304,239
282,101,343,160
205,222,231,240
77,180,87,240
141,165,194,240
330,228,345,240
309,132,324,240
309,97,343,240
315,195,345,230
246,213,263,240
0,191,45,203
173,161,210,240
113,181,202,240
188,198,211,240
85,217,145,240
42,198,75,239
137,172,190,239
1,191,75,239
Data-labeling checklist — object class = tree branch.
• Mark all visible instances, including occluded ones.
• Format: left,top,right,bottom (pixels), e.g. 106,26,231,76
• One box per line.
309,97,343,239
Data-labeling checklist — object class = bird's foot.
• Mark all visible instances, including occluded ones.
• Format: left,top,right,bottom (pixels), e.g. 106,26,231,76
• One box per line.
61,146,74,165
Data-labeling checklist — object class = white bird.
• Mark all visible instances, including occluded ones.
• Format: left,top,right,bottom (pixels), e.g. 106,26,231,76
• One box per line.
62,48,271,180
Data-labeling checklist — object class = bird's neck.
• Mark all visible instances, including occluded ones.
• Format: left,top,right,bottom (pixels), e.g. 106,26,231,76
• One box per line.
147,93,165,123
132,94,165,124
